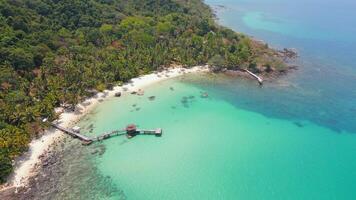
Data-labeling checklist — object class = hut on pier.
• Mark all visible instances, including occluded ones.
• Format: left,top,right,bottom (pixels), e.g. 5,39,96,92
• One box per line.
126,124,138,138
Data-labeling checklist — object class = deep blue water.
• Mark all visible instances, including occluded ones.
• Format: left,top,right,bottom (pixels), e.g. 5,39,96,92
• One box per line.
206,0,356,133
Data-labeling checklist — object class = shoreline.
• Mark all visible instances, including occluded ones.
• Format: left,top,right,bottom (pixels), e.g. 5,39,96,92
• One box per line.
1,65,209,191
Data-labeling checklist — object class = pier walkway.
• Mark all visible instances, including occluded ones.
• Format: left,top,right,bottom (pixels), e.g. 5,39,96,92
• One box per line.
50,122,162,145
244,69,263,85
50,122,92,142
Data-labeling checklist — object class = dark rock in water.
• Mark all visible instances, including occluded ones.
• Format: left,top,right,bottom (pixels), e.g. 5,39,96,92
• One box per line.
135,107,140,111
98,99,104,102
98,146,106,156
294,122,304,127
188,95,195,99
114,92,121,97
119,140,129,145
170,87,174,91
181,99,188,104
86,124,94,131
91,150,99,155
131,91,137,95
132,104,137,107
148,96,156,101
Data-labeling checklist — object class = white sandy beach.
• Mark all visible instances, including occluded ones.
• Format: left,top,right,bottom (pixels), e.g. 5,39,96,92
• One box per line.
5,66,209,189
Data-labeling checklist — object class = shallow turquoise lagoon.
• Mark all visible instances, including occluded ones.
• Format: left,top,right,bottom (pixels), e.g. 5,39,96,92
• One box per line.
76,74,356,199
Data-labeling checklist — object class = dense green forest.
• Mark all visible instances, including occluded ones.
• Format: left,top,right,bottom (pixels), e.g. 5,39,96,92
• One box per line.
0,0,284,182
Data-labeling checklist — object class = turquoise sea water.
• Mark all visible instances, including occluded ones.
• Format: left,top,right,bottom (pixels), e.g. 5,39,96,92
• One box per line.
37,0,356,199
72,75,356,199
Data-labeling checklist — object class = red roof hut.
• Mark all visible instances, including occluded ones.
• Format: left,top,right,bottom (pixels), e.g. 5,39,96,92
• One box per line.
126,124,137,137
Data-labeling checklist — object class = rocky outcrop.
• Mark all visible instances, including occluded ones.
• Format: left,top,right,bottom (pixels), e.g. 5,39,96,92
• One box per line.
278,48,298,59
114,92,121,97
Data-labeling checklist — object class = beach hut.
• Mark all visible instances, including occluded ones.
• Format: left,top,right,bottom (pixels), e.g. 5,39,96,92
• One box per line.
126,124,137,137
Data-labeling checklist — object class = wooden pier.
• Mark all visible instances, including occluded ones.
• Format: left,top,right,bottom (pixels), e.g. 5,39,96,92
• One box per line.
244,69,263,85
93,130,126,142
137,128,163,136
50,122,162,145
50,122,92,142
125,124,162,138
